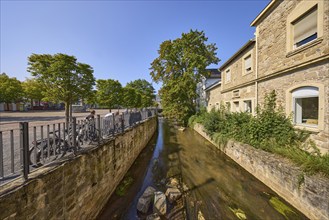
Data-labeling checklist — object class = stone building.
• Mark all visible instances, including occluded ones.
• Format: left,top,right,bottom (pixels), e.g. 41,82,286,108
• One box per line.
205,81,222,112
206,0,329,154
219,39,257,114
251,0,329,153
196,69,221,110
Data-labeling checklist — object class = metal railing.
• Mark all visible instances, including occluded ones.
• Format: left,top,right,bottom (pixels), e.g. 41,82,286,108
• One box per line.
0,108,157,185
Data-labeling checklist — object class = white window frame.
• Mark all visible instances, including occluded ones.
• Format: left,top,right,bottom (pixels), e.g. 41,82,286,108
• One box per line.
286,0,324,52
292,87,319,127
244,100,252,113
242,53,253,75
233,101,239,112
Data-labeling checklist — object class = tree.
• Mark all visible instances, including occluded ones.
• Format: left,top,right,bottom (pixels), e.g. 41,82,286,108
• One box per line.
150,29,219,124
0,73,24,109
22,78,44,107
95,79,122,109
122,87,142,108
27,53,95,127
126,79,155,107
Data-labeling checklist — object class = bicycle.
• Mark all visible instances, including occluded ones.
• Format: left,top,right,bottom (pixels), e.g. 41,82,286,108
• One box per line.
29,125,85,166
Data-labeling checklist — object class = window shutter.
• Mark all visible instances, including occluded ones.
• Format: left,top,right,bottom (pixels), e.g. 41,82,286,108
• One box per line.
292,86,318,98
245,55,251,70
293,7,317,44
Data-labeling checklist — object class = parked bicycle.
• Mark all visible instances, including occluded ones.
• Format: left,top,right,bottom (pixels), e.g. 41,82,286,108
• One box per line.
29,125,84,166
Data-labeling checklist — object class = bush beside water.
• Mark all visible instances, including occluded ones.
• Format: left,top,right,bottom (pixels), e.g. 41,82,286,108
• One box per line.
189,91,329,176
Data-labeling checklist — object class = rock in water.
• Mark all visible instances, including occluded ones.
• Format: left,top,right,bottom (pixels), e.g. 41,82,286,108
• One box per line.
165,187,182,203
166,177,179,188
137,186,156,213
153,191,167,215
146,213,160,220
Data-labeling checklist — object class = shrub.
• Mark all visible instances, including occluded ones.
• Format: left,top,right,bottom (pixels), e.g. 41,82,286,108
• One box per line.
188,90,329,176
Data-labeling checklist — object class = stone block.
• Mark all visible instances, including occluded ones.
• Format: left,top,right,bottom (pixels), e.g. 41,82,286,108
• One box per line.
153,191,166,215
165,187,182,203
137,186,156,213
146,213,160,220
166,177,179,188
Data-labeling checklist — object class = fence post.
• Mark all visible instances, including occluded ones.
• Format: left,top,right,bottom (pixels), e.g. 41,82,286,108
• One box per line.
97,114,101,142
121,114,124,133
20,122,29,180
0,131,3,178
112,114,115,135
72,117,77,153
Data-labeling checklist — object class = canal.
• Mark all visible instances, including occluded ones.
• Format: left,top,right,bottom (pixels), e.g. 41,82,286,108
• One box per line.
98,118,308,219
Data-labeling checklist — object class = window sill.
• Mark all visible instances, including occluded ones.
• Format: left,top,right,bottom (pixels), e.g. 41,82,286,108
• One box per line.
294,124,319,133
242,71,253,76
286,38,323,58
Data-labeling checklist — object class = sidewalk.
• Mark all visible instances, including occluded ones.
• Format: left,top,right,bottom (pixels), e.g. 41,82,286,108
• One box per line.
0,109,111,131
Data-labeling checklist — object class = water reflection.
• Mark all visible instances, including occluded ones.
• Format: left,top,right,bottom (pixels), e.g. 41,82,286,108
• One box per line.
98,119,308,220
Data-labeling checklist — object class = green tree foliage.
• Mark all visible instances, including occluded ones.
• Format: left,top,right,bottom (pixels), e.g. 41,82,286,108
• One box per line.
22,78,44,106
122,87,141,108
126,79,155,107
96,79,122,109
27,53,95,125
150,29,219,124
189,91,329,176
0,73,24,106
84,90,97,106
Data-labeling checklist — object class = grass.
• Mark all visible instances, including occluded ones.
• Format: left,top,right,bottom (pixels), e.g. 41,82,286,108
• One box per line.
115,174,134,196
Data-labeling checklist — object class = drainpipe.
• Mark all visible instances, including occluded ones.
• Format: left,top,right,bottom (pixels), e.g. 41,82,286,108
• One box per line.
255,27,259,113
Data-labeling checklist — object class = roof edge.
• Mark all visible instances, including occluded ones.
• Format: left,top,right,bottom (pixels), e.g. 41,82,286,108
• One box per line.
205,81,221,91
219,39,255,70
250,0,281,26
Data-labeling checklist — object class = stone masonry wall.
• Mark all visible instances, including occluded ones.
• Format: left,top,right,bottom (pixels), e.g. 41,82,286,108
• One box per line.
193,123,329,220
257,0,329,79
0,117,157,220
221,43,256,92
206,84,222,111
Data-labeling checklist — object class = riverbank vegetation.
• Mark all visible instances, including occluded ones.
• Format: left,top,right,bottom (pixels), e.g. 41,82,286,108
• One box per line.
188,91,329,176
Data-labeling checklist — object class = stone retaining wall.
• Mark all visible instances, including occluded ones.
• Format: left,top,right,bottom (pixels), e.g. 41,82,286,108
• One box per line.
0,117,157,220
193,123,329,220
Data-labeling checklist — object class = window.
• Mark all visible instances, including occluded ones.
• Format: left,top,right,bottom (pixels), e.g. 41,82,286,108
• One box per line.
292,7,317,48
286,1,324,53
233,90,240,98
292,87,318,126
244,54,252,74
225,69,231,83
244,100,252,113
233,101,239,112
225,102,231,111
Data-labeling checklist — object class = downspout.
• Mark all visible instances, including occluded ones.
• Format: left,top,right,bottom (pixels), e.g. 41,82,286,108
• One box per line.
255,27,259,113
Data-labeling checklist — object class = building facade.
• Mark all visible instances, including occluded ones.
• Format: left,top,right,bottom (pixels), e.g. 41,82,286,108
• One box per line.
219,39,257,114
206,0,329,154
196,69,221,110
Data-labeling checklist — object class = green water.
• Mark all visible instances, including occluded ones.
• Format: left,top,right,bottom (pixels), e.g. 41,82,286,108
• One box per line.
99,119,309,219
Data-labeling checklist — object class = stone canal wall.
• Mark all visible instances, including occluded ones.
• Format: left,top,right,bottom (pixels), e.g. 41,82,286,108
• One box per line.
193,123,329,220
0,117,157,220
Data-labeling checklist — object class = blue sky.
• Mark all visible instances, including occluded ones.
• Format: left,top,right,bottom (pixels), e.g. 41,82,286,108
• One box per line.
1,0,269,92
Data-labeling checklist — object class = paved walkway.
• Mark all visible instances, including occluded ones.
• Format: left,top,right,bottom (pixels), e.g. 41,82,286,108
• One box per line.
0,109,112,131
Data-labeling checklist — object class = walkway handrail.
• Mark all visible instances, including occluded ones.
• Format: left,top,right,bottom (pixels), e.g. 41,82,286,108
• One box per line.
0,108,158,185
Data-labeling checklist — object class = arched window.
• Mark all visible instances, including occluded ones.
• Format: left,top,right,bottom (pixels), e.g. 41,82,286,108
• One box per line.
292,86,318,126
